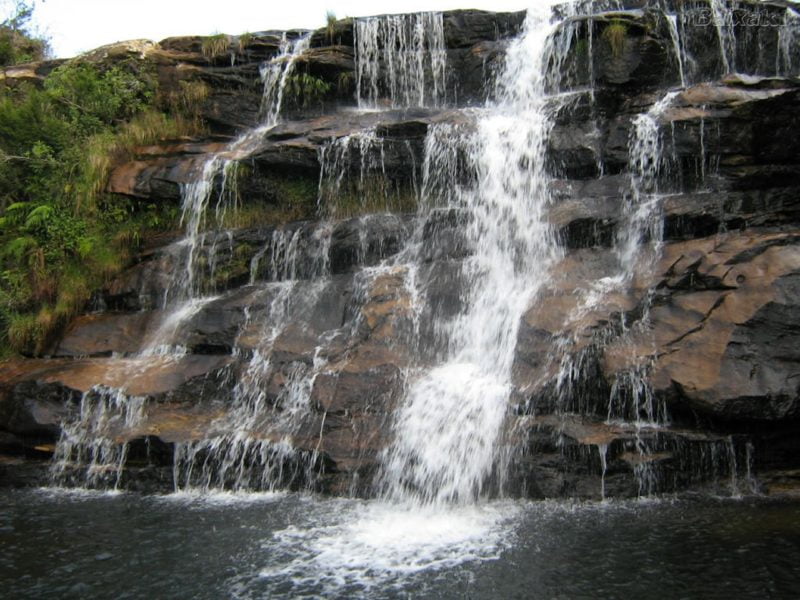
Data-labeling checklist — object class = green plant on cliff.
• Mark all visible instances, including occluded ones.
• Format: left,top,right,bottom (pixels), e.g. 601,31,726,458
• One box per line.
237,32,254,55
0,1,48,66
284,73,332,109
202,33,230,60
336,71,355,95
325,11,337,44
602,20,628,58
0,54,194,356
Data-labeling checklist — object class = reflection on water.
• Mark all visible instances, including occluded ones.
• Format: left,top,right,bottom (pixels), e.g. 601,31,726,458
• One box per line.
1,489,799,599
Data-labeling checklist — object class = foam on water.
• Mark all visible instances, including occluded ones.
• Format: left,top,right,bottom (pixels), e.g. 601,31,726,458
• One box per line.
157,489,287,507
34,486,125,499
247,500,520,596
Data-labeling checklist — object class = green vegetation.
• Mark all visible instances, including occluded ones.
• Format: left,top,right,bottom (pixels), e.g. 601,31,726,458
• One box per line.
336,71,355,96
325,11,337,44
237,32,254,55
0,11,206,356
284,73,332,109
0,1,48,67
602,20,629,58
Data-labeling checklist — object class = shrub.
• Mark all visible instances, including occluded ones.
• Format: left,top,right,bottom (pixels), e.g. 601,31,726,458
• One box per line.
0,50,197,354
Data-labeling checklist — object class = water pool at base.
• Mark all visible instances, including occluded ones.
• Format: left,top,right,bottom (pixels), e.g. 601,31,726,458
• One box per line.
1,489,798,599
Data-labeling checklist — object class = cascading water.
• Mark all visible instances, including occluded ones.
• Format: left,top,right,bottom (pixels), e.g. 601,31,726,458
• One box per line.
378,4,566,506
260,33,312,126
317,128,387,216
778,9,800,75
46,1,794,503
172,281,327,493
355,12,447,109
173,221,333,493
710,0,736,74
49,33,312,490
50,387,147,489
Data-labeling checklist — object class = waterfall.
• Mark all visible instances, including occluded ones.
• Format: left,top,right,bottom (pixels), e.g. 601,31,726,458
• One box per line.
778,9,800,76
317,128,387,216
617,91,678,284
260,33,312,126
50,387,147,489
43,1,798,501
173,224,333,493
164,33,311,307
48,33,312,490
665,14,687,88
172,283,327,493
378,4,566,506
710,0,736,74
355,12,447,109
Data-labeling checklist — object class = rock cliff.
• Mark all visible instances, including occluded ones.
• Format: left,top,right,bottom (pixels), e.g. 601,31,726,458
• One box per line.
2,0,800,499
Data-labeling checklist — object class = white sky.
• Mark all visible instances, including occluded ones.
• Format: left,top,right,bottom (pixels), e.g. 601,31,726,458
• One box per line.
22,0,531,58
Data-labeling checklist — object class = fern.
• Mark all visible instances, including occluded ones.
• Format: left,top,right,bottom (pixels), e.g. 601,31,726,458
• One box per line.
23,204,54,229
285,73,332,108
2,235,38,262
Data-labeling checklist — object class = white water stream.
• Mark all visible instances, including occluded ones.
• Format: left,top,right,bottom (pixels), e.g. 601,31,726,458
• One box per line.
379,4,566,506
355,12,447,109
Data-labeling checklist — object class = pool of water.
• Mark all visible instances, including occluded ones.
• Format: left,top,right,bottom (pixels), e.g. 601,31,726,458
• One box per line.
1,489,798,598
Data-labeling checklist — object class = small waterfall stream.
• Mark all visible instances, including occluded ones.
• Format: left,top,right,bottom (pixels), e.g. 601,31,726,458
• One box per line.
710,0,736,73
49,33,313,489
355,12,447,109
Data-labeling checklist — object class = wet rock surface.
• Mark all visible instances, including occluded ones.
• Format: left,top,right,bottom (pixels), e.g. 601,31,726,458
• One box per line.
2,0,800,498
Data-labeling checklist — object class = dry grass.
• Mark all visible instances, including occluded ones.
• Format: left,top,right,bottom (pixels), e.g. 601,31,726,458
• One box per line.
202,33,231,59
79,110,206,211
602,21,628,58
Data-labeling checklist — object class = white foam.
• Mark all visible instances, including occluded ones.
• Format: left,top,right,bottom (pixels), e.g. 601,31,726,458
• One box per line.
33,486,125,499
157,489,287,507
254,500,520,594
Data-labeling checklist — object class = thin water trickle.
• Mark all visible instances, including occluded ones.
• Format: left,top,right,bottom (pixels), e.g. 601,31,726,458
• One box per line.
778,9,800,76
710,0,736,74
355,12,447,109
50,387,147,490
666,14,687,88
598,443,609,501
260,33,311,126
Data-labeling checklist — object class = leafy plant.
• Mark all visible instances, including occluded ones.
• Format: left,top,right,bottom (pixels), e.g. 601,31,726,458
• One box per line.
337,71,355,95
0,0,48,66
284,73,332,109
0,48,196,354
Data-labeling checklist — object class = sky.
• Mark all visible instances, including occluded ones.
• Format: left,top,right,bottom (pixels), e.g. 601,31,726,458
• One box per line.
17,0,531,58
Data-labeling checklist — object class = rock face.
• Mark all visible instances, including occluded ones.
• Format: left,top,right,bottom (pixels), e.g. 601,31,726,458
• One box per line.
2,0,800,499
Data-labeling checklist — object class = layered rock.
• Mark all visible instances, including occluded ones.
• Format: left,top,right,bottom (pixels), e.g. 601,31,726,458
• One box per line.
2,0,800,499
